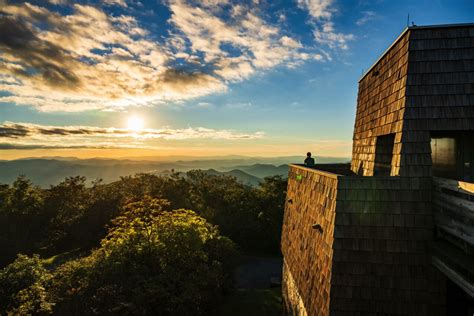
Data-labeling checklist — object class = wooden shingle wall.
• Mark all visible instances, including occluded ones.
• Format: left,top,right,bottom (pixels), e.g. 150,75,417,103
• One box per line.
401,25,474,177
330,176,446,315
281,165,339,316
353,25,474,177
351,32,410,177
282,24,474,315
281,167,446,315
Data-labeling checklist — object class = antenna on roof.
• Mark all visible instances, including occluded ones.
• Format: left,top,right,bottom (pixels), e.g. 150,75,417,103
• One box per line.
407,14,410,28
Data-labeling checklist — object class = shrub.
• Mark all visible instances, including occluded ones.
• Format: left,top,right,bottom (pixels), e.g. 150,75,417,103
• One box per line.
0,254,53,314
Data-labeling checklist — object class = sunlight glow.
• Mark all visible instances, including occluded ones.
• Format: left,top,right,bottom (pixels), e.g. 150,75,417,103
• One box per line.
127,116,144,132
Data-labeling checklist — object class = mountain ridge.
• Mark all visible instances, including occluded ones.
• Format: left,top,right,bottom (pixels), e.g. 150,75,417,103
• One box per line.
0,156,350,187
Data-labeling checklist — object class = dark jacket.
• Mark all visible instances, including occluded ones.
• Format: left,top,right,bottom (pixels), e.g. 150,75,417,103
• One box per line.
304,157,315,167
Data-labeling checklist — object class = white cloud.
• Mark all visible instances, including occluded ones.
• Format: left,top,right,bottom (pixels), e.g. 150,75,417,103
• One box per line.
313,22,355,50
280,36,302,48
103,0,128,8
168,1,318,80
0,2,226,112
278,13,286,22
0,1,330,112
297,0,333,19
297,0,355,51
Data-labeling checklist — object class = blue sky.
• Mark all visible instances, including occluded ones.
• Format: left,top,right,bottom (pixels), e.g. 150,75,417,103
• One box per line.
0,0,473,159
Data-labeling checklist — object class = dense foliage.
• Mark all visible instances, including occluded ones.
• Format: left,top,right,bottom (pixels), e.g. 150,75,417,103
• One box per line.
0,172,286,265
0,171,286,314
0,254,53,314
1,198,236,315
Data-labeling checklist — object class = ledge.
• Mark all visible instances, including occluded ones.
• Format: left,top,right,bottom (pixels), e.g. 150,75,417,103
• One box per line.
289,164,348,179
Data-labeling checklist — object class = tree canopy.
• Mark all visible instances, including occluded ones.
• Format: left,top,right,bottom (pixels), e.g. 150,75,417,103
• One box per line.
0,171,287,314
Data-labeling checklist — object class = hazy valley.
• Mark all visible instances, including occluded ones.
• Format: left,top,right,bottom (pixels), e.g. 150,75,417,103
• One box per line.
0,155,349,187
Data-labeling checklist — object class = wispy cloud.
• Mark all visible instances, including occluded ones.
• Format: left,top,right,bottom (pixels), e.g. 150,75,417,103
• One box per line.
103,0,128,8
0,1,326,112
297,0,355,51
0,121,265,149
167,1,320,80
0,122,264,140
0,143,140,150
225,102,252,110
297,0,334,19
356,11,377,26
313,22,355,50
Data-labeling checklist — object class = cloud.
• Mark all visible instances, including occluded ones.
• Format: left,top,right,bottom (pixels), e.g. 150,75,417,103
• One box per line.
0,143,137,150
356,11,377,26
0,121,265,150
0,124,30,138
313,22,355,50
280,36,302,48
297,0,354,51
196,102,213,109
225,102,252,109
0,1,324,112
48,0,68,5
297,0,333,19
103,0,128,8
167,1,312,80
0,2,226,111
0,16,81,89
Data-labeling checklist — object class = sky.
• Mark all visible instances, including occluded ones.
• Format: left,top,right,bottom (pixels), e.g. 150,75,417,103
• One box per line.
0,0,473,160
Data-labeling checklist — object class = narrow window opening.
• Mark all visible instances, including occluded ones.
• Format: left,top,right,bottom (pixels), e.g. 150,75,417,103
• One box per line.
374,134,395,176
431,132,474,182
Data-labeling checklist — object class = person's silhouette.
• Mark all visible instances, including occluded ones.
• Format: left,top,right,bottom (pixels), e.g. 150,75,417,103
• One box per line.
304,152,315,167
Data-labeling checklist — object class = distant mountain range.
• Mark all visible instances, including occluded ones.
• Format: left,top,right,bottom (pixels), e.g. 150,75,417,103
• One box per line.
202,169,263,187
225,163,290,178
0,156,350,187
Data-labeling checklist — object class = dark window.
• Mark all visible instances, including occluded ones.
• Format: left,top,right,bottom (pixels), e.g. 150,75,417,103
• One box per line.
431,132,474,182
374,134,395,176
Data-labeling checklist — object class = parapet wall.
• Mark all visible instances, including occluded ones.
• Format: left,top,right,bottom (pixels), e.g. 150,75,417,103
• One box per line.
330,176,445,315
281,165,446,315
281,165,339,316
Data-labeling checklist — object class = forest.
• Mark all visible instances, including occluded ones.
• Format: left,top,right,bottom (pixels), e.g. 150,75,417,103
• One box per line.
0,171,286,315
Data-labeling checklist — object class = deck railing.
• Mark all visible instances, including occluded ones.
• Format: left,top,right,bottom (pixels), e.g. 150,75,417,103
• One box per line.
432,177,474,251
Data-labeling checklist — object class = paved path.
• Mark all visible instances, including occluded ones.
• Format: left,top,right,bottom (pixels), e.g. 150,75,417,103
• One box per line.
234,255,283,289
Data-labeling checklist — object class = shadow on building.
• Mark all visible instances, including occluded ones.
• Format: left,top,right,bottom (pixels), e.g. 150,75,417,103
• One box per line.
281,23,474,316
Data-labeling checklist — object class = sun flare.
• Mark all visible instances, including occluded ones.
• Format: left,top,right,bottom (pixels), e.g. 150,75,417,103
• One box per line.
127,116,144,132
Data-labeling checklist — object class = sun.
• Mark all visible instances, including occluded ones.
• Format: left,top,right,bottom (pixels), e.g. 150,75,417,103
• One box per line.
127,116,144,132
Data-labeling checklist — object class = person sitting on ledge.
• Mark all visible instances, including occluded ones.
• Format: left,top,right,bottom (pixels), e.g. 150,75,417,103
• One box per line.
304,152,315,167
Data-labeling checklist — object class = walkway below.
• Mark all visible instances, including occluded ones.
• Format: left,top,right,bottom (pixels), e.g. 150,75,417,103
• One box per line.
234,255,282,289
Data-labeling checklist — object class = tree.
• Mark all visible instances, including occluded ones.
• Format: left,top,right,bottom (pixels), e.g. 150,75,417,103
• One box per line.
0,254,53,315
254,175,288,253
49,198,237,315
0,177,45,266
43,176,90,251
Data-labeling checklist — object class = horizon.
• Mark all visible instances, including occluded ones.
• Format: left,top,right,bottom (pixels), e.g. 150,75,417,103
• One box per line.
1,0,473,160
0,153,351,161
